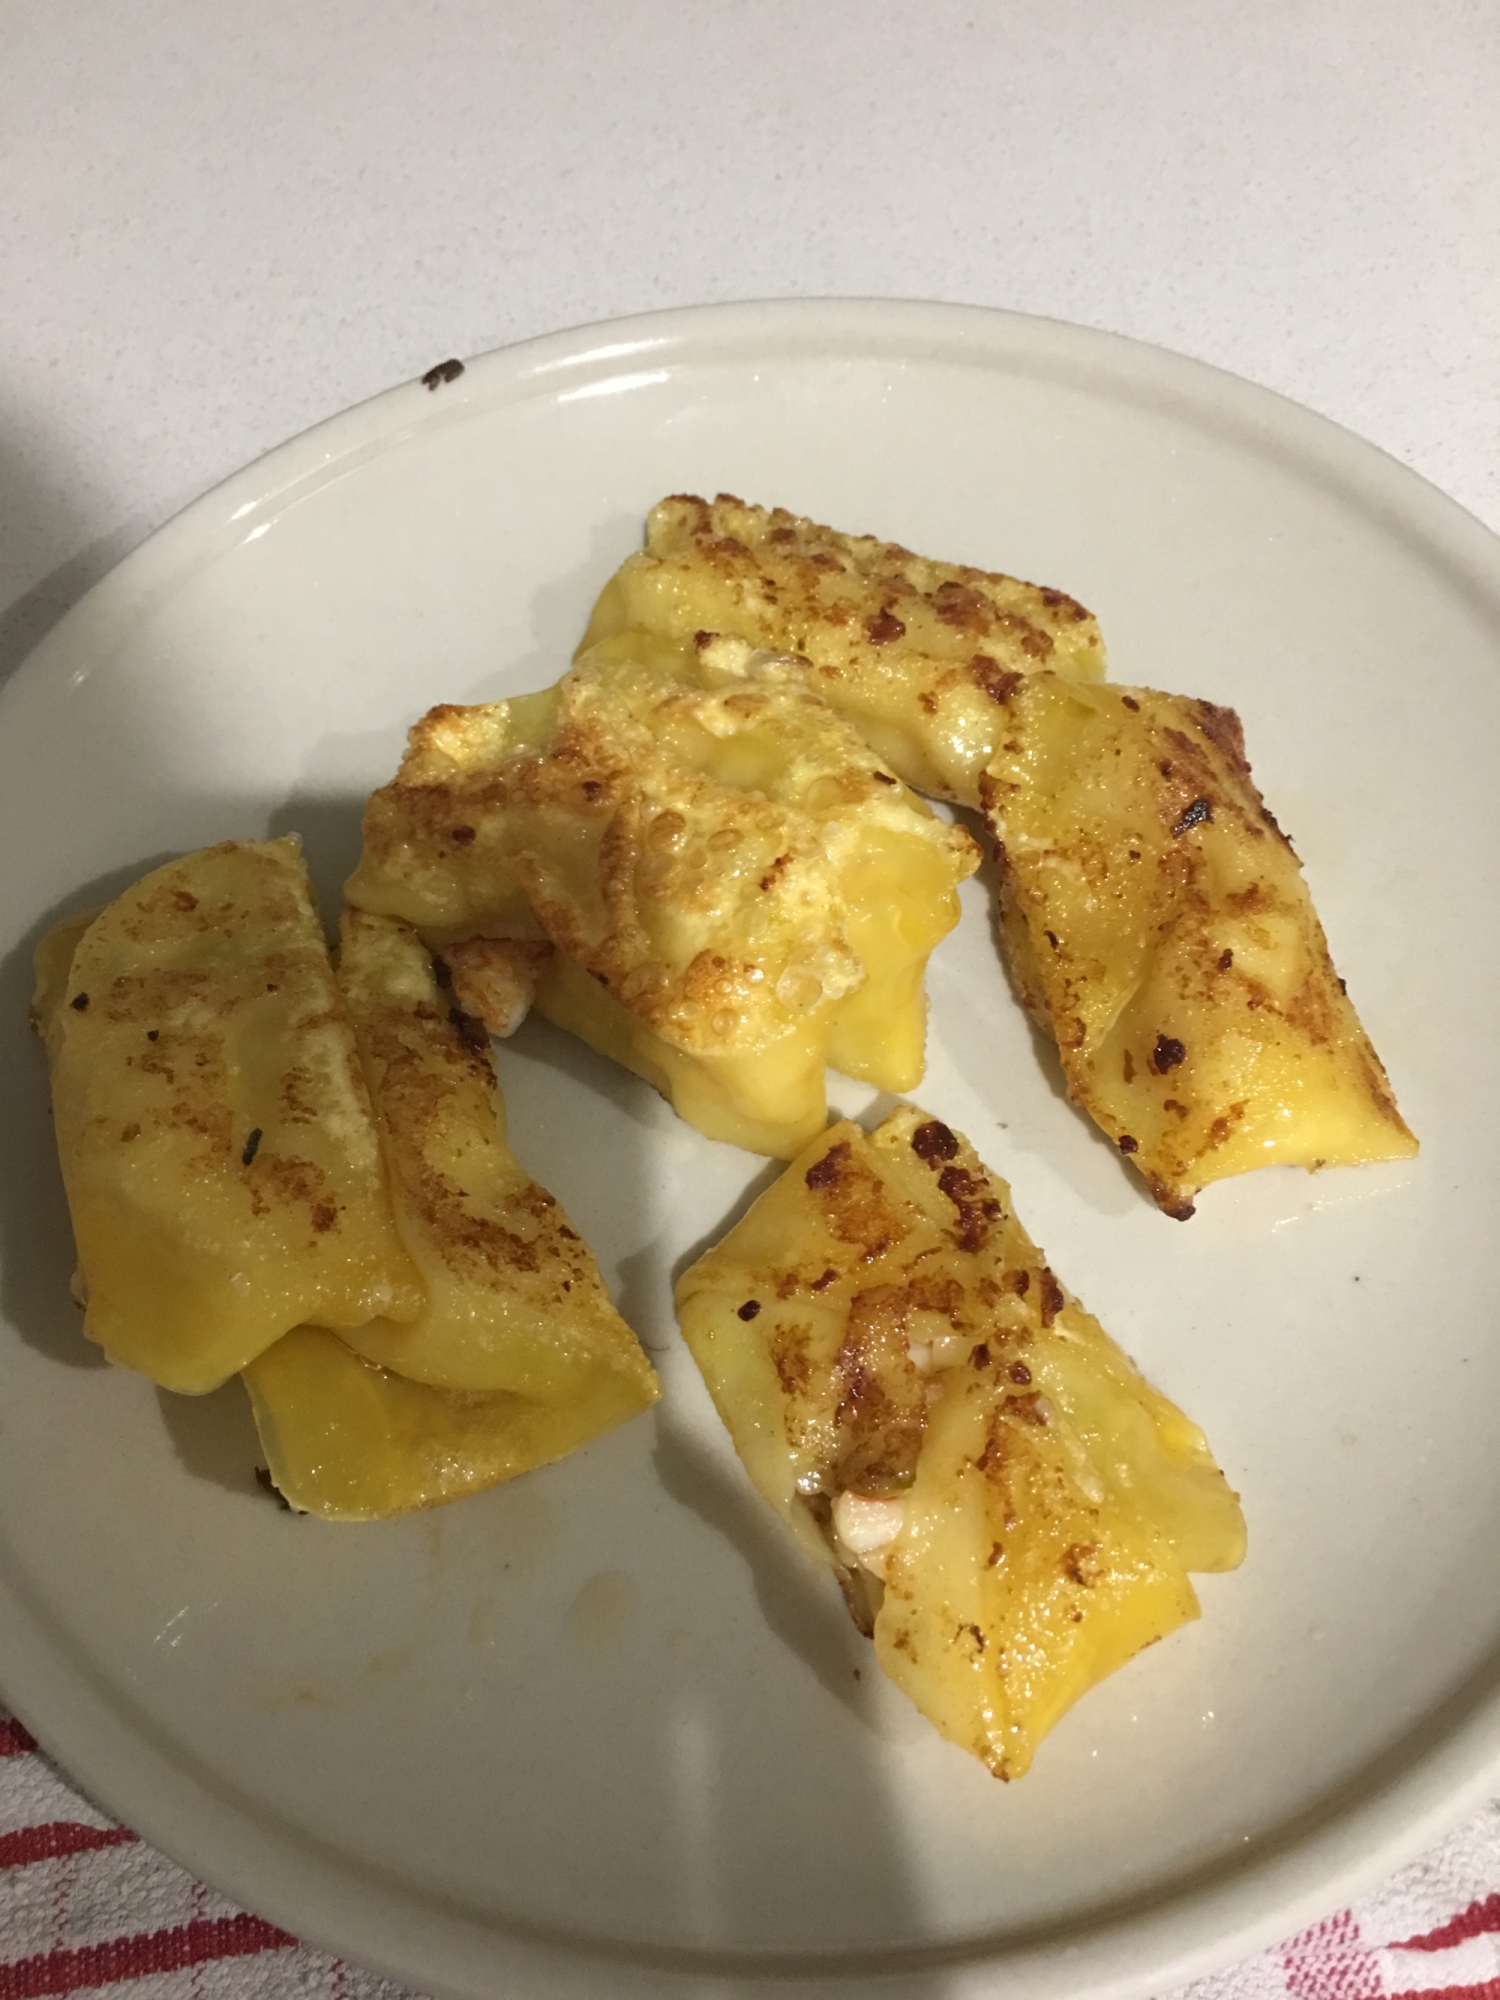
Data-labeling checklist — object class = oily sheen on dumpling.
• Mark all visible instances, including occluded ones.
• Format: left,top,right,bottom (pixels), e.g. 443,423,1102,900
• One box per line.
675,1106,1245,1778
578,492,1107,805
981,675,1417,1216
331,907,660,1411
33,839,420,1392
240,911,657,1519
243,1324,655,1522
347,637,978,1156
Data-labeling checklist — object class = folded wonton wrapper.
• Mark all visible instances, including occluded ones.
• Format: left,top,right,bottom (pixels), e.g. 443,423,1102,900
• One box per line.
330,907,659,1406
676,1105,1246,1778
346,637,979,1157
980,675,1417,1216
579,492,1106,806
33,839,421,1393
33,841,659,1516
242,1323,656,1522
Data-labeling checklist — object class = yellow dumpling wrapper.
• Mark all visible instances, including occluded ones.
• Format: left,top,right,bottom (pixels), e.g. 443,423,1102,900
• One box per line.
32,839,421,1392
346,638,978,1157
981,675,1417,1215
579,492,1106,806
331,907,660,1414
243,1326,651,1521
675,1106,1245,1779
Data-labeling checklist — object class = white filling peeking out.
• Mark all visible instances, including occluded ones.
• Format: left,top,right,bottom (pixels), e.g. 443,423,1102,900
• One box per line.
832,1491,906,1579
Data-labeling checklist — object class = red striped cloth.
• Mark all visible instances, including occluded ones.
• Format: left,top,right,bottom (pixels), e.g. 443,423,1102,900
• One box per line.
0,1714,410,2000
2,1705,1497,1997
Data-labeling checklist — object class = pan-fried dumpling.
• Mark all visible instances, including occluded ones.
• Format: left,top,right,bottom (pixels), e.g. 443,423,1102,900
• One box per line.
980,675,1417,1216
330,907,660,1417
346,639,978,1156
33,839,421,1392
675,1106,1245,1778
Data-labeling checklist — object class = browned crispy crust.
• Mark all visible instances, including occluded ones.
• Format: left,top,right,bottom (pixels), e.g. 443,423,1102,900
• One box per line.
578,494,1107,804
980,675,1416,1213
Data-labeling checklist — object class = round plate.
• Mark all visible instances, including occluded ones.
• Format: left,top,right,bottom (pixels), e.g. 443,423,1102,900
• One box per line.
1,301,1497,2000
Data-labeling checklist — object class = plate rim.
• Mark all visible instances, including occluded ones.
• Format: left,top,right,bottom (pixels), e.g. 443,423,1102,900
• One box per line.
3,294,1499,2000
8,295,1500,707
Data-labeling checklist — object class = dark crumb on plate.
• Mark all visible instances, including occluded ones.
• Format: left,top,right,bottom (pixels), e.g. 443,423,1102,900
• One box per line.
254,1465,297,1513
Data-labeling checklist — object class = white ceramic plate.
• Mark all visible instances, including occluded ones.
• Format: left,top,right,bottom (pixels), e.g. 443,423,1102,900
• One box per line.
2,301,1498,2000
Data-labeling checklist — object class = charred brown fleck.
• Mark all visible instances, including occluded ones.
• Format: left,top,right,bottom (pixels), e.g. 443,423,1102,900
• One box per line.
910,1119,959,1164
1152,1034,1187,1074
937,1164,1002,1252
1118,1133,1139,1154
450,824,476,846
805,1143,848,1191
70,992,89,1011
1147,1174,1198,1222
865,608,906,645
254,1465,296,1511
969,653,1024,704
1037,1269,1065,1326
737,1299,762,1321
971,1342,991,1369
1172,797,1214,837
1122,694,1140,711
1218,948,1234,970
448,1006,490,1055
1063,1542,1102,1587
811,1266,840,1292
421,357,465,390
1007,1360,1032,1385
241,1127,263,1167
